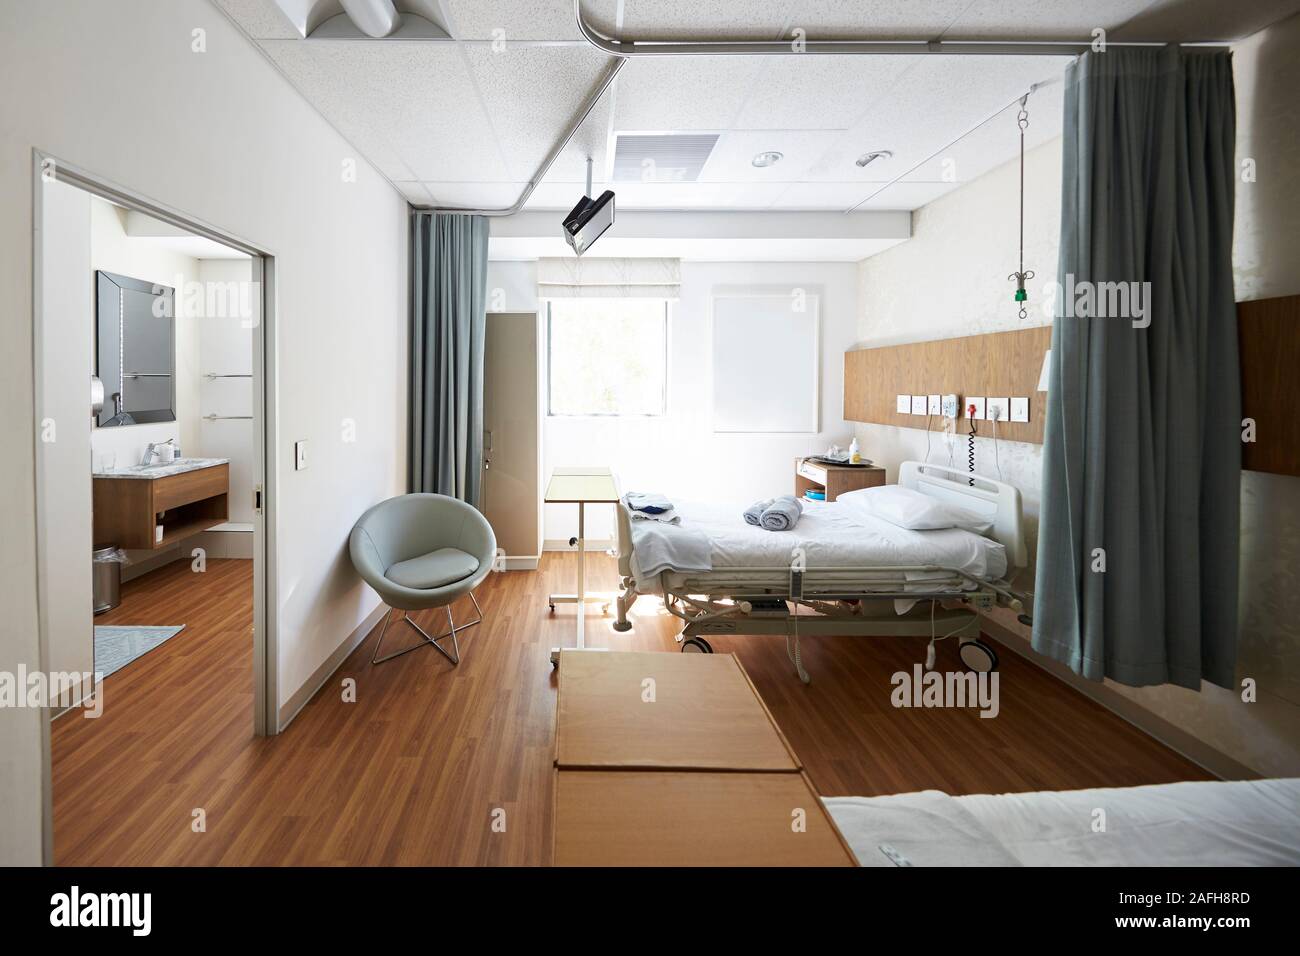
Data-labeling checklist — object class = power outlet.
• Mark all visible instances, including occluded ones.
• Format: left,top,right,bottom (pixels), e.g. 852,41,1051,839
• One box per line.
911,395,927,416
1010,397,1030,423
986,397,1009,422
965,397,985,421
927,394,941,415
896,395,911,414
941,394,959,419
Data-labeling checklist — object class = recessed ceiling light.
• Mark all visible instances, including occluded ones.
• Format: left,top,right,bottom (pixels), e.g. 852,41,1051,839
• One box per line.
752,151,784,168
855,149,893,167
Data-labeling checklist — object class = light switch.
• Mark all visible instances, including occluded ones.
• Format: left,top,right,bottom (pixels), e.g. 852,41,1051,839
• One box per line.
896,395,910,414
911,395,927,416
986,397,1009,421
1010,397,1030,423
295,440,308,471
927,394,941,415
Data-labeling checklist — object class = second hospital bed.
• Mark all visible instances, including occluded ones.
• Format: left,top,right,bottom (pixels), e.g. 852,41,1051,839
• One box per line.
612,461,1030,681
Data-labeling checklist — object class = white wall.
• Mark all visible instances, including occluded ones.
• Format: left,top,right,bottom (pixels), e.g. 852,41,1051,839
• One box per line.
488,259,861,543
854,136,1061,573
37,181,96,710
853,18,1300,778
1,0,409,864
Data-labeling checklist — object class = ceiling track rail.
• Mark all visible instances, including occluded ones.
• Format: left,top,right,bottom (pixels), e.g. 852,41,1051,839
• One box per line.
415,1,1229,216
574,0,1230,57
415,54,624,215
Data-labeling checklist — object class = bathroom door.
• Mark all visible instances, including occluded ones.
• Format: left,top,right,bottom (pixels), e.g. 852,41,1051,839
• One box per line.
482,312,541,567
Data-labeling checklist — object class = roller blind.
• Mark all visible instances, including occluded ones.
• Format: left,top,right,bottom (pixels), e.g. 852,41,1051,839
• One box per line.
537,257,680,299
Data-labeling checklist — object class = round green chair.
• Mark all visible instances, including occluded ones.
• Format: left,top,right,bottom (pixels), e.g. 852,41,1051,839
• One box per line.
349,493,497,665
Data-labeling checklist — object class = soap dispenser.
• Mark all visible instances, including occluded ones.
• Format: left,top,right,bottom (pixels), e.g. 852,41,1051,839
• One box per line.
849,437,861,465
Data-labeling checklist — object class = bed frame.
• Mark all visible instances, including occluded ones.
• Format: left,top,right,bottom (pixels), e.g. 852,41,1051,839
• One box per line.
612,462,1030,682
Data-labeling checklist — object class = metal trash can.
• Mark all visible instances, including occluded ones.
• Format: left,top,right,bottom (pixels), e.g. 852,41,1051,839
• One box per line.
93,546,125,615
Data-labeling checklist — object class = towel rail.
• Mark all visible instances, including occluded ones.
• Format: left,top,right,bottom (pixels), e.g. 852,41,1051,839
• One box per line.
202,414,252,421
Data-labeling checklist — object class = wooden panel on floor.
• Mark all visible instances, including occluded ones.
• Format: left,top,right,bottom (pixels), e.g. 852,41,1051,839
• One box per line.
555,649,798,771
53,553,1212,866
554,769,855,867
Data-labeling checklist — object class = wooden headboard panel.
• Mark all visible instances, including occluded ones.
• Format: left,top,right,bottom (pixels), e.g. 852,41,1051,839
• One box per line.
1240,294,1300,477
844,326,1053,444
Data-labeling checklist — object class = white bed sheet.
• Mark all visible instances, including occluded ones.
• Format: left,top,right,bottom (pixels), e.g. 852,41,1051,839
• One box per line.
629,497,1007,590
825,778,1300,867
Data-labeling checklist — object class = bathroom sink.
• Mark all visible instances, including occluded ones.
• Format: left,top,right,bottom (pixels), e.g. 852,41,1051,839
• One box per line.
94,457,230,478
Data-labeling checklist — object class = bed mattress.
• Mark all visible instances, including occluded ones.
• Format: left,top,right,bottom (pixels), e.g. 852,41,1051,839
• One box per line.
824,778,1300,867
628,497,1008,591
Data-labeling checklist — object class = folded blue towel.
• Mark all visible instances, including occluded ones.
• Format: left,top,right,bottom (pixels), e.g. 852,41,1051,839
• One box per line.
625,491,673,515
759,495,803,532
743,498,774,526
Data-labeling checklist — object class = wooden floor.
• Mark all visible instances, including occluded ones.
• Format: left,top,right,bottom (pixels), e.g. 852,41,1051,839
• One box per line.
53,553,1211,865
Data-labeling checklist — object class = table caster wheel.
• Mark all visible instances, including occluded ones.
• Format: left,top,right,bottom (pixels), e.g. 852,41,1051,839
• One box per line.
959,638,999,673
681,637,712,653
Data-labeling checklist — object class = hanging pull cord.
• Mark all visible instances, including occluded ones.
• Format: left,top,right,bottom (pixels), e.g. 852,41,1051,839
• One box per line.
1008,94,1035,320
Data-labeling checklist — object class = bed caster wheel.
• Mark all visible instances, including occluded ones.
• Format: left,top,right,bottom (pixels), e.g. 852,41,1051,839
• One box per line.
612,620,632,632
548,604,555,613
959,638,999,673
681,637,713,653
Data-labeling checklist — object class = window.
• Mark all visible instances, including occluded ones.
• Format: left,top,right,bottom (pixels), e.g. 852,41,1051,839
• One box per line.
547,298,668,416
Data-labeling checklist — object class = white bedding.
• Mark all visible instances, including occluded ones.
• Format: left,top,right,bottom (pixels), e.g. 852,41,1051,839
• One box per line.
825,778,1300,867
628,497,1007,590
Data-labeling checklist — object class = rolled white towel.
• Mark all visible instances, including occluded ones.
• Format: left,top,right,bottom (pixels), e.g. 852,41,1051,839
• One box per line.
759,495,803,532
631,508,681,526
743,498,773,526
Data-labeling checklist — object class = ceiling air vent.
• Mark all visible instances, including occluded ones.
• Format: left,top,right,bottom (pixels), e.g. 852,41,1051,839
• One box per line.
612,133,721,183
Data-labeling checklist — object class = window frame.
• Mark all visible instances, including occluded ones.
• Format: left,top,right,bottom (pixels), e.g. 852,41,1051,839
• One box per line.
544,297,670,419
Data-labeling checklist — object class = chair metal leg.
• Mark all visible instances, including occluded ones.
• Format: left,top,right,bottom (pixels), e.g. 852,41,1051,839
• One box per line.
370,592,483,666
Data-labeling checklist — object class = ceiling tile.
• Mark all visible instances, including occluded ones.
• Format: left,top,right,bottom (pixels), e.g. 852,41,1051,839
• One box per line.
462,43,612,181
698,129,847,183
940,0,1144,40
414,182,529,208
442,0,592,41
732,54,922,130
1110,0,1300,41
613,55,766,131
769,0,973,39
261,40,511,181
604,0,792,40
899,83,1064,187
524,180,793,210
214,0,302,40
525,181,615,208
394,181,437,204
838,180,957,210
805,54,1072,184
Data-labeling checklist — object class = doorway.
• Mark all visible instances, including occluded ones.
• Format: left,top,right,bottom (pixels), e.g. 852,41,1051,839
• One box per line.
32,153,279,864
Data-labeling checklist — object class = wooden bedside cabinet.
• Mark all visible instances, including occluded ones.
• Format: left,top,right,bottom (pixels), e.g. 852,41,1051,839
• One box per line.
795,457,885,502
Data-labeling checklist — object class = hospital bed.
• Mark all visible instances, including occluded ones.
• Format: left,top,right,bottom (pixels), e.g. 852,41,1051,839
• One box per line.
824,778,1300,866
612,461,1031,681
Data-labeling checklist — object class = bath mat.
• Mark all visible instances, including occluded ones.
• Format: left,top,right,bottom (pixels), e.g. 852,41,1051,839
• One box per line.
93,625,186,679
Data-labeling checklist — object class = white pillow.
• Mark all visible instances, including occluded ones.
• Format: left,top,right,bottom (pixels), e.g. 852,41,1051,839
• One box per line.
837,485,994,535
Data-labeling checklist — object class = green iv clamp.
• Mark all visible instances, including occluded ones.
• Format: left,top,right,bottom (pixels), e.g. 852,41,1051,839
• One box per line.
1009,269,1034,319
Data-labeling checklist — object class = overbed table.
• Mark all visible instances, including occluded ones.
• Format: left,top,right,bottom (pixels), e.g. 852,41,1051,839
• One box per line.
545,466,619,665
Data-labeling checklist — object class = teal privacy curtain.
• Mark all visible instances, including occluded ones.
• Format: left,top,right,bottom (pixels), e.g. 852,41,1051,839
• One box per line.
1032,47,1239,689
410,213,489,505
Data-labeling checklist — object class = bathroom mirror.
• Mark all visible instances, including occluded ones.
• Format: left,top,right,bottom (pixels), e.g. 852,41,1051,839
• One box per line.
95,270,176,427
